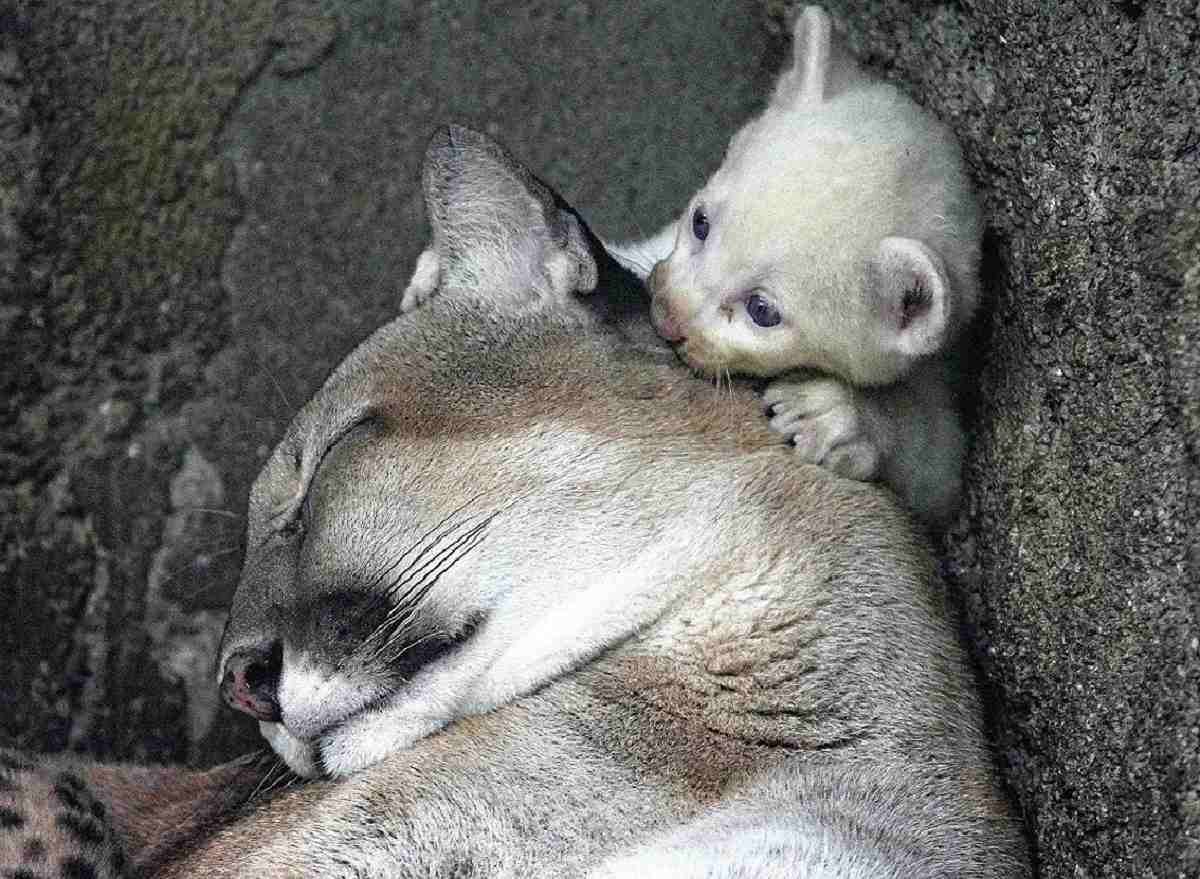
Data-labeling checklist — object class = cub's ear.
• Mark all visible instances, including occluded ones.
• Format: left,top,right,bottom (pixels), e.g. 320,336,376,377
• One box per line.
769,5,867,109
421,125,598,302
870,237,952,360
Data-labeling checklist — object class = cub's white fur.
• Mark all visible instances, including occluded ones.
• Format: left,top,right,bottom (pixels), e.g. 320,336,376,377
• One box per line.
629,7,982,527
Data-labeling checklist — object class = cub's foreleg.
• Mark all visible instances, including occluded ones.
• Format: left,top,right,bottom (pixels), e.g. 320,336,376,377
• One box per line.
764,357,965,529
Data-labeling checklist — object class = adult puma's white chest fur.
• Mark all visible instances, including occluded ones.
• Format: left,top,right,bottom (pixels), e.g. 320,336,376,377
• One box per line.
176,125,1030,878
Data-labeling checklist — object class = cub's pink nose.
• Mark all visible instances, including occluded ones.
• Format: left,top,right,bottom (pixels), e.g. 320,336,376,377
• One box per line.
221,644,282,722
650,297,685,343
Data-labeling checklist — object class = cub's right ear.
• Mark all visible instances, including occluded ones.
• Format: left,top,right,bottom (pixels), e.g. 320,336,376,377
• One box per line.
769,5,867,109
421,125,598,304
870,237,953,362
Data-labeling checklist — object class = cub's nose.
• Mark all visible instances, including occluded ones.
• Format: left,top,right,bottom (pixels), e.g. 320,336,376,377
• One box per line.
220,643,282,722
650,295,686,344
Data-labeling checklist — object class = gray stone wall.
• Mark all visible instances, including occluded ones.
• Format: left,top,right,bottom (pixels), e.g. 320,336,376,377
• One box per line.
1,1,1195,877
785,3,1197,876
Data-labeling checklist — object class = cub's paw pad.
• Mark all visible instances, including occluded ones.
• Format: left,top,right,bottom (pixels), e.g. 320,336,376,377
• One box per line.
400,248,441,313
763,378,880,482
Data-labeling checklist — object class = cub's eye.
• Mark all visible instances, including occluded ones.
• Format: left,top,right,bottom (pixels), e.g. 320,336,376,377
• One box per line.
745,293,781,328
691,207,710,242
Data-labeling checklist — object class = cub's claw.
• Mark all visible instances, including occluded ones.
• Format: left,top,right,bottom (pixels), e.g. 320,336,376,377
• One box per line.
763,377,881,482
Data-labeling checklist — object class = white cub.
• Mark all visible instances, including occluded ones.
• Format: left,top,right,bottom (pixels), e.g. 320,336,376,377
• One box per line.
632,6,982,527
401,6,982,527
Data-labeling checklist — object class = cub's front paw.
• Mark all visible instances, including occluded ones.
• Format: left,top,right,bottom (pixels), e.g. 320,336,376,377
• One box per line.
763,377,880,482
399,248,441,313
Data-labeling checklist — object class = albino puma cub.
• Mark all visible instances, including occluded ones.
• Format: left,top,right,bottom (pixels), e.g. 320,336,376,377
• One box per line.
636,6,982,527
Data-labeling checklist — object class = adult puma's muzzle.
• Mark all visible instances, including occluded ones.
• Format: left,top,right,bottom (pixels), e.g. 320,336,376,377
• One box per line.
219,586,469,744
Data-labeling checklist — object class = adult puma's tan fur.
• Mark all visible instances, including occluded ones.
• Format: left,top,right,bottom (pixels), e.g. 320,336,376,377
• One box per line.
183,126,1026,877
4,126,1026,878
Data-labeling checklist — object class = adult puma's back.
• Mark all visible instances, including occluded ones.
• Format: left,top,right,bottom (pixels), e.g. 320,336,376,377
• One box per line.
144,127,1028,876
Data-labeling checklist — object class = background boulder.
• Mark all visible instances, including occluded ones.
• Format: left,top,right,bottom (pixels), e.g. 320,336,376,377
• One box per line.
1,2,1195,876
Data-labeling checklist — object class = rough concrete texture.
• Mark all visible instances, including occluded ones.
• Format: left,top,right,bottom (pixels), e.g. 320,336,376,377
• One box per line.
773,2,1198,877
0,1,1195,877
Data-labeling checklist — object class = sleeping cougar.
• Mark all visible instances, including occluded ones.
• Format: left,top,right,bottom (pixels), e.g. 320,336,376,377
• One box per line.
3,126,1027,878
202,125,1026,876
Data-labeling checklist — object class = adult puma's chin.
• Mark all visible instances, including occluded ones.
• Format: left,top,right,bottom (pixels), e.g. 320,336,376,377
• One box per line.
264,705,426,780
277,628,481,743
258,720,320,778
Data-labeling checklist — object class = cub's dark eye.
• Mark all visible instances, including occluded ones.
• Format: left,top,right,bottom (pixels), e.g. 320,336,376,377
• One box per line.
745,293,781,328
691,207,710,242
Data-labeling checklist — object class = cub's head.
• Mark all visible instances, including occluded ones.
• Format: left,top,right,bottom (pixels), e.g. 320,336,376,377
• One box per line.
649,6,982,386
215,126,772,779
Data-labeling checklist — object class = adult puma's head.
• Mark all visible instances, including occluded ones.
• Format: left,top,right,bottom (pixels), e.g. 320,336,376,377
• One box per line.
217,126,778,778
649,6,982,386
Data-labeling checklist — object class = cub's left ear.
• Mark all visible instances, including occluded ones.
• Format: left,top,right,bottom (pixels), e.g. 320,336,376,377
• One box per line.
870,237,952,359
769,6,867,110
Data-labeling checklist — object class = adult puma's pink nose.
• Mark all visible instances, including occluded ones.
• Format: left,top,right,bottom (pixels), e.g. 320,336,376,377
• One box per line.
220,643,282,722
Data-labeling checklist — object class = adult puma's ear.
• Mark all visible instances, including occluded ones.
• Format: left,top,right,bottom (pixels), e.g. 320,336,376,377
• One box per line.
769,6,867,109
870,237,952,360
421,125,597,301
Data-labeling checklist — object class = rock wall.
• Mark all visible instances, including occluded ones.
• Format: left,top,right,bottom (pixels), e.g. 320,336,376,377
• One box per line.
781,2,1197,876
1,1,1196,876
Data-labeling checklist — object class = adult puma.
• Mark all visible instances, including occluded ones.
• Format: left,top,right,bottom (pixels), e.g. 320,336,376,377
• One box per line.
3,127,1027,878
200,126,1026,877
